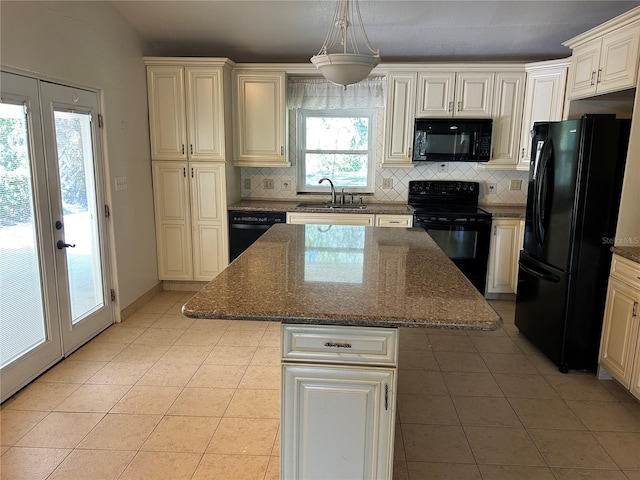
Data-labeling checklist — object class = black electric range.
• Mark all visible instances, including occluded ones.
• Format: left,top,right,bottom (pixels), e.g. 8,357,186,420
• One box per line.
409,180,492,294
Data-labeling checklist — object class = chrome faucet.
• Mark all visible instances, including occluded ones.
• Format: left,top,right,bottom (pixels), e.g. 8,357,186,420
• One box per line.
318,177,336,204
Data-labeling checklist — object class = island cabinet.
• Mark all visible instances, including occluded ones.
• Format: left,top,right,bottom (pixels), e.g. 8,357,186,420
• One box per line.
232,70,288,167
517,59,569,170
181,224,502,480
563,8,640,100
281,324,398,480
145,58,235,281
486,218,524,295
599,254,640,400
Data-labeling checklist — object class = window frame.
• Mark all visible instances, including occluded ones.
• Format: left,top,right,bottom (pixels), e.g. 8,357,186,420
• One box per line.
296,108,377,195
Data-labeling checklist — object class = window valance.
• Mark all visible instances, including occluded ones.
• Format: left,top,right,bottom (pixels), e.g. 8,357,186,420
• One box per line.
287,77,386,110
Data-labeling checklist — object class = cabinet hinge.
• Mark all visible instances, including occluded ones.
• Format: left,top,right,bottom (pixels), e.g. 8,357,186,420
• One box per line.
105,204,110,218
111,289,116,302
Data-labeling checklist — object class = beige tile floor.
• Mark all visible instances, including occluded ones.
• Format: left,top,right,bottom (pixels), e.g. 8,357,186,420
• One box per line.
2,293,640,480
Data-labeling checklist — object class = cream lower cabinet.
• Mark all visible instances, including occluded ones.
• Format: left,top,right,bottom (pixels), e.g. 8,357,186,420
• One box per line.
375,214,413,228
287,212,375,226
281,324,398,480
599,255,640,400
486,219,524,294
152,161,228,281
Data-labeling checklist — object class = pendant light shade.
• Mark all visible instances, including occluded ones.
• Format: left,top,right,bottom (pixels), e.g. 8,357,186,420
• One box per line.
311,0,381,87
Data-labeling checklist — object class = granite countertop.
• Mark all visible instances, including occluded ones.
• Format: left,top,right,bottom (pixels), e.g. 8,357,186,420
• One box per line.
228,200,412,215
480,204,526,218
611,246,640,265
183,224,502,331
228,200,525,218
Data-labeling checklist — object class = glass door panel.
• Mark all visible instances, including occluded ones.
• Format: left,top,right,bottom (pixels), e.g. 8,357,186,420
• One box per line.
0,102,47,367
0,72,63,403
53,111,104,323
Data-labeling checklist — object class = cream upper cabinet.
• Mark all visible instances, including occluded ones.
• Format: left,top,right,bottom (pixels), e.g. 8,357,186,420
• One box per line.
147,66,187,161
152,161,228,281
233,70,288,167
416,71,494,118
489,72,525,166
599,254,640,400
486,218,524,294
146,63,230,162
564,9,640,100
518,59,569,169
382,72,417,167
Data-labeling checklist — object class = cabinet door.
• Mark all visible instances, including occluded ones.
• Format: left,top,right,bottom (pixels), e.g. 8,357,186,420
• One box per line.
519,65,568,167
152,161,193,279
233,71,287,167
490,72,525,165
415,72,455,117
281,364,395,480
287,212,375,226
147,66,188,161
382,73,417,167
190,163,227,280
486,219,521,294
598,22,640,95
631,343,640,400
599,277,640,387
567,40,602,99
186,67,225,161
454,72,494,117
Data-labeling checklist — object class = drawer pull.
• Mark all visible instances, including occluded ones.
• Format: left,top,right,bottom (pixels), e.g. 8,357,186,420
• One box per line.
324,342,352,349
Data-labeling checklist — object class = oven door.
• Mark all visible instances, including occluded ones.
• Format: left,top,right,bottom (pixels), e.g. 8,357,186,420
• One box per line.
414,216,492,294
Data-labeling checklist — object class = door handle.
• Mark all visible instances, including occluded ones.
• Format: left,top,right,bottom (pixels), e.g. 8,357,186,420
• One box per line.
57,240,76,249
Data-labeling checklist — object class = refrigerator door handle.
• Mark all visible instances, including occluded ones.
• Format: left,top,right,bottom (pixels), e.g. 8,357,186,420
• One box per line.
519,261,560,283
533,138,552,246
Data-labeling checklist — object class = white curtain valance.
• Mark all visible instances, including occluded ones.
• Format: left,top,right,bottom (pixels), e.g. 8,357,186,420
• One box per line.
287,77,386,110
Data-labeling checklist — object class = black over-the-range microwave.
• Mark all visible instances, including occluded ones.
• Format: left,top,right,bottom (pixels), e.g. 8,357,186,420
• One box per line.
412,118,493,162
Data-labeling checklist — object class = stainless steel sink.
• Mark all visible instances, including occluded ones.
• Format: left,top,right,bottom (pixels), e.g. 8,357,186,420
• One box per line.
296,202,367,210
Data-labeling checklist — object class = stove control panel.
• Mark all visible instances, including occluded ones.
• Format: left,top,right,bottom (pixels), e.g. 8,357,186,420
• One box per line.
409,180,479,196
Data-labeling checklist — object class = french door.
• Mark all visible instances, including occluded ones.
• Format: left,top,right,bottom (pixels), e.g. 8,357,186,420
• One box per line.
0,72,113,402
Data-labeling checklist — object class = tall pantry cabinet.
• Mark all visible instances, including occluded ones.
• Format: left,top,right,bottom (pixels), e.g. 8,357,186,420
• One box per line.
145,58,240,281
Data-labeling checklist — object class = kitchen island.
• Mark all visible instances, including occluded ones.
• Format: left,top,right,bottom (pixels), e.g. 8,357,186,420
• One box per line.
182,224,502,479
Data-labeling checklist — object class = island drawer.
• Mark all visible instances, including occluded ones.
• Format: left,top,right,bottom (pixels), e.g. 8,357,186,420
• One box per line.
281,324,398,366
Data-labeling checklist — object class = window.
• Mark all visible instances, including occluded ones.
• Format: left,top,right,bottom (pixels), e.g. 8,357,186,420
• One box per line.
297,109,376,194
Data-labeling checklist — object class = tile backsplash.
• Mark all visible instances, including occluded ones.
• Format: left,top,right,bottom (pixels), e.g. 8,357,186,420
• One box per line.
240,109,529,205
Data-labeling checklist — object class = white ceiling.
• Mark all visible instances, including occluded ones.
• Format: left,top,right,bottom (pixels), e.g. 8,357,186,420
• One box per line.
112,1,640,64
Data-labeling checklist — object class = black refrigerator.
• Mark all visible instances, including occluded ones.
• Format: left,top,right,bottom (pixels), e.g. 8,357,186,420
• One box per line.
515,115,631,373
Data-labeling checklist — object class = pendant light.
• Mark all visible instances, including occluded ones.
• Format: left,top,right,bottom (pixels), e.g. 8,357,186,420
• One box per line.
311,0,381,88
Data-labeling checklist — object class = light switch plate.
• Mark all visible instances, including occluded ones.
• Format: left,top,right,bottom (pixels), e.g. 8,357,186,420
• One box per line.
281,179,292,191
487,183,497,194
509,179,523,191
243,178,251,190
382,178,393,189
264,178,274,190
115,177,127,191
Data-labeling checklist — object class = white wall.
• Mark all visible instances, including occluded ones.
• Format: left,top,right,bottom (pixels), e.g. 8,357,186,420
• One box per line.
1,1,159,309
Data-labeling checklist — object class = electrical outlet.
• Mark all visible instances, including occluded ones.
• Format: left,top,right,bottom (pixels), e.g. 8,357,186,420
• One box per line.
264,178,274,190
114,177,127,191
438,163,448,173
242,178,251,190
487,183,497,194
509,179,523,191
281,179,292,191
382,178,393,189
